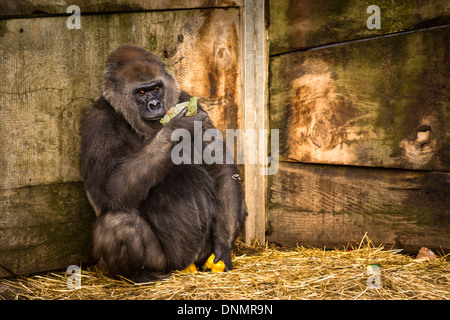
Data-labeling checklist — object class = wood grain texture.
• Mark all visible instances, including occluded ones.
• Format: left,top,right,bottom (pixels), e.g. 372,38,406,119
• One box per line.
269,27,450,171
167,8,242,135
268,162,450,253
0,183,95,277
0,0,243,17
0,8,242,276
0,8,241,190
241,0,268,245
269,0,450,55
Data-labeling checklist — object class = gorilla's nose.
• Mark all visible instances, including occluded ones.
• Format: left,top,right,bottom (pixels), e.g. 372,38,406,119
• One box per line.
147,100,162,111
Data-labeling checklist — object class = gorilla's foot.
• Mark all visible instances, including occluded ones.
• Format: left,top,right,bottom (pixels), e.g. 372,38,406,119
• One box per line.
181,263,198,273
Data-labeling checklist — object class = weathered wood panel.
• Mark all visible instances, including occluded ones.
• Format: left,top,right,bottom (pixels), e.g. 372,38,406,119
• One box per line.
267,162,450,253
242,0,268,245
269,27,450,171
0,8,241,190
0,183,95,277
0,0,243,17
0,8,242,276
269,0,450,55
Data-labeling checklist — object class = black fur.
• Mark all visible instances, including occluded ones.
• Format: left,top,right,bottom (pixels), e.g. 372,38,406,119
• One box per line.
81,45,247,282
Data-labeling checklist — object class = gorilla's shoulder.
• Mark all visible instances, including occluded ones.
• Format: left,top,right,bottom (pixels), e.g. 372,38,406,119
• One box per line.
82,95,135,142
86,96,125,126
90,96,116,115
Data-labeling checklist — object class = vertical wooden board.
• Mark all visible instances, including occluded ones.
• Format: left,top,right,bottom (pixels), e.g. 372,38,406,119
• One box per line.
269,27,450,171
241,0,268,245
269,0,450,55
0,8,242,190
267,162,450,253
0,183,95,277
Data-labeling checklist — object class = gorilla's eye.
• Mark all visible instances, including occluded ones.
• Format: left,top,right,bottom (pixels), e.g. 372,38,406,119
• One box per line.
138,90,145,95
153,87,160,91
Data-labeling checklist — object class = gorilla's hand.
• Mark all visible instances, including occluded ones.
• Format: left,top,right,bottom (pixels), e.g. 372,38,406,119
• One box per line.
166,107,208,135
213,243,233,271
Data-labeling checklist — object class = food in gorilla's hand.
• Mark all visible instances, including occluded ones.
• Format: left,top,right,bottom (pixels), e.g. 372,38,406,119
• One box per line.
160,96,198,125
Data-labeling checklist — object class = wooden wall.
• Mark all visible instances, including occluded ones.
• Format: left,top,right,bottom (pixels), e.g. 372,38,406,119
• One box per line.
1,0,449,278
267,0,450,253
0,1,243,277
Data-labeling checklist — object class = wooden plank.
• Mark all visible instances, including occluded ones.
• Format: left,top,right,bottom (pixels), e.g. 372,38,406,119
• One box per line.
0,183,95,277
0,8,242,276
241,0,268,245
0,8,242,190
269,0,450,55
267,162,450,253
269,27,450,171
170,9,242,135
0,0,243,17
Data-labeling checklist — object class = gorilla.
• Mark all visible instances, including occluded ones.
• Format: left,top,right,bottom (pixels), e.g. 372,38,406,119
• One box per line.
81,45,247,282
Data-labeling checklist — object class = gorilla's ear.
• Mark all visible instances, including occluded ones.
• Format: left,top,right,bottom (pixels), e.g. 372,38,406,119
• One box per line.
102,58,119,102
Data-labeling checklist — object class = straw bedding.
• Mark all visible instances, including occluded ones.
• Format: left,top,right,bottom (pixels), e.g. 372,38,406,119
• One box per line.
1,235,449,300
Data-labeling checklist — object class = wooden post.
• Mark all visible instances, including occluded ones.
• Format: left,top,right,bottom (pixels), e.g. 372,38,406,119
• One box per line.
241,0,268,245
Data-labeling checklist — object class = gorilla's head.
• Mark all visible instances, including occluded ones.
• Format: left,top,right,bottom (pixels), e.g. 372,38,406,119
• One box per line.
102,45,181,136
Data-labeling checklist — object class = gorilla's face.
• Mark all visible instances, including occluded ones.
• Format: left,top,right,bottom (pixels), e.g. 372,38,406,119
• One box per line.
133,79,167,122
102,45,181,136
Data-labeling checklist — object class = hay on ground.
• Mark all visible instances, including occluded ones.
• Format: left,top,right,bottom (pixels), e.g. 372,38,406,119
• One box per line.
1,235,449,300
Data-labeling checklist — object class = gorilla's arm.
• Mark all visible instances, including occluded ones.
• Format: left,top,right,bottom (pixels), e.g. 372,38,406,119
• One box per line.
82,97,174,213
176,92,247,270
186,109,246,270
208,162,247,271
105,131,173,211
82,96,208,214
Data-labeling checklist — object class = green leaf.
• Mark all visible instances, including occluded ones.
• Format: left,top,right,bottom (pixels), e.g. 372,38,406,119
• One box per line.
160,96,198,126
